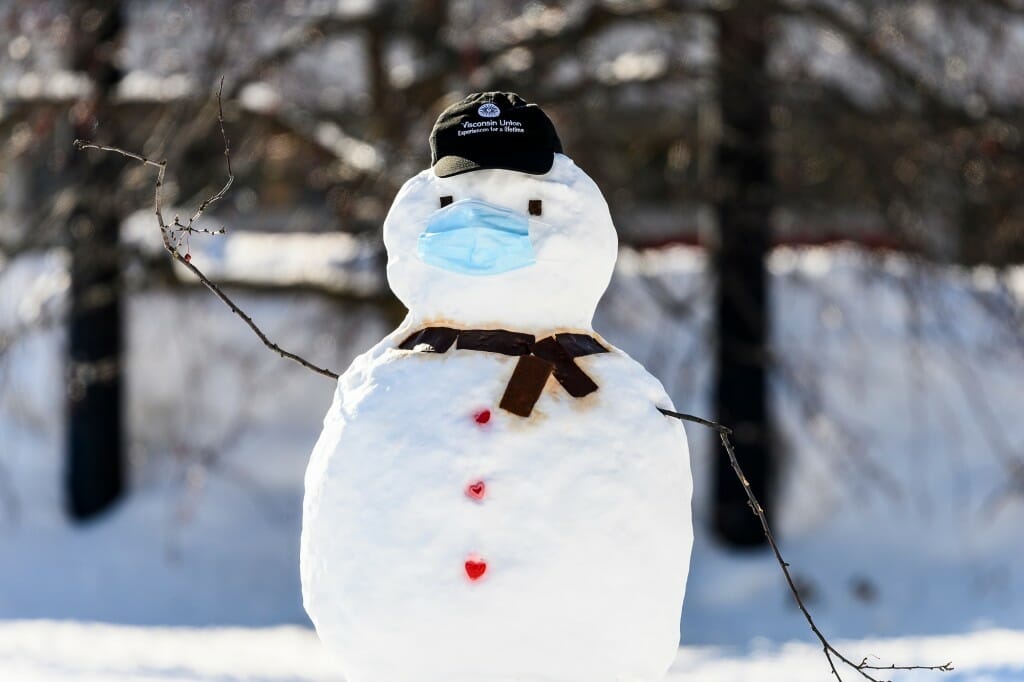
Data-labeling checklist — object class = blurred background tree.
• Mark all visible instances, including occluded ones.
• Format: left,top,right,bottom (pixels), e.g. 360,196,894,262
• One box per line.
65,1,126,520
1,0,1023,546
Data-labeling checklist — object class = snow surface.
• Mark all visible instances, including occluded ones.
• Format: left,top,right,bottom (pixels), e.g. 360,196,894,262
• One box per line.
1,244,1023,679
1,621,1023,682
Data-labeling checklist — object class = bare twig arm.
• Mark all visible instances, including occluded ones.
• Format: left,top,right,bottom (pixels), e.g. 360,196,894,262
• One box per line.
658,407,954,682
168,257,340,379
657,407,732,434
74,78,341,381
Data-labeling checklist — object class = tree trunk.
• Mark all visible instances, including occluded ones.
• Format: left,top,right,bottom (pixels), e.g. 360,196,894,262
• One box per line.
711,2,774,547
66,2,125,520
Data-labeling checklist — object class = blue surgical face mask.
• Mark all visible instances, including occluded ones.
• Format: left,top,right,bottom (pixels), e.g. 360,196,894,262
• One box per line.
417,198,535,276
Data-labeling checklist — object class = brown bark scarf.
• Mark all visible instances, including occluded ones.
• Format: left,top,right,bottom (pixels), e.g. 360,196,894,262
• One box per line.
398,327,609,417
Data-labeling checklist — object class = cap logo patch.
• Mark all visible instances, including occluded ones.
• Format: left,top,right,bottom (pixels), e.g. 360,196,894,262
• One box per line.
477,102,501,118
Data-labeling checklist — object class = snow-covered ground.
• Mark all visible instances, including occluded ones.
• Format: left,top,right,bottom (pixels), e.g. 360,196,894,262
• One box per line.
1,244,1022,680
2,620,1023,682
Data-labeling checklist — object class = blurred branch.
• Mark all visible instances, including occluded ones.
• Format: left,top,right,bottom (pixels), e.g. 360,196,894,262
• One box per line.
774,351,903,499
0,307,66,524
168,276,393,309
660,408,954,681
226,12,378,100
927,288,1024,491
957,0,1024,16
75,79,341,381
120,240,392,307
778,0,985,125
262,102,384,174
0,310,63,363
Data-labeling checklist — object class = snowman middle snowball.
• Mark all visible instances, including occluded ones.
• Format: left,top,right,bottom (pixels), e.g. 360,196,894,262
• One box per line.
301,93,693,682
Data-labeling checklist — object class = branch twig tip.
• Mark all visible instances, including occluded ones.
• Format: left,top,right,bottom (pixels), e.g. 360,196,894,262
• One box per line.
71,80,339,381
660,409,953,681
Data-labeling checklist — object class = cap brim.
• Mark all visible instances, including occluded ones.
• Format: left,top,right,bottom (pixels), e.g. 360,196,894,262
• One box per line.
433,150,555,178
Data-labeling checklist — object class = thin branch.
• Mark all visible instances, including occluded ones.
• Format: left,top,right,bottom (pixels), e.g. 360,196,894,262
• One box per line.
66,143,165,171
658,407,732,434
74,79,340,380
166,257,340,379
659,407,954,682
187,79,234,224
859,657,955,673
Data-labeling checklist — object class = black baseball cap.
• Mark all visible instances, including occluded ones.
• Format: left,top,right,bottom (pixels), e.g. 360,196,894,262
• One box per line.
430,92,563,178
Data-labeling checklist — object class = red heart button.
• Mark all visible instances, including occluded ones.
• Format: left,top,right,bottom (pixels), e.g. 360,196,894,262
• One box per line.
465,557,487,581
466,480,486,500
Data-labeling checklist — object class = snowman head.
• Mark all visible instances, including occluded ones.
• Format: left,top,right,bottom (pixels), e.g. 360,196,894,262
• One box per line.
383,93,618,332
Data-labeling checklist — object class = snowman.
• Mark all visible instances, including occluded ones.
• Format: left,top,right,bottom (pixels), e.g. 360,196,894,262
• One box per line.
301,92,693,682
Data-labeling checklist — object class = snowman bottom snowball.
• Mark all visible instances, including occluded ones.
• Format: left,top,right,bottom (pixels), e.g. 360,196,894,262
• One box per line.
300,92,693,682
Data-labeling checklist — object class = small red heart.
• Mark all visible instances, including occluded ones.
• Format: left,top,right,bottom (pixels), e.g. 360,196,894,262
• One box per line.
473,409,491,425
466,480,486,500
465,557,487,581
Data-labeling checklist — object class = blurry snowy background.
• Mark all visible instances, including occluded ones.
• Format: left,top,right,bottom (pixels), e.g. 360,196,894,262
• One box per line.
2,1,1024,680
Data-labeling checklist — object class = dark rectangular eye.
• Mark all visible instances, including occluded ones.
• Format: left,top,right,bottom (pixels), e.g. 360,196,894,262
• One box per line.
440,195,453,207
528,199,542,216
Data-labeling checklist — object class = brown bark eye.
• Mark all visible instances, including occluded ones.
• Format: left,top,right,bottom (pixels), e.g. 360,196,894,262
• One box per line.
440,195,453,207
528,199,542,216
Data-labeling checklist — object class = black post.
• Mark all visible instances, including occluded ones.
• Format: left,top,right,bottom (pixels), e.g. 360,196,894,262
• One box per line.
711,2,774,547
66,2,125,520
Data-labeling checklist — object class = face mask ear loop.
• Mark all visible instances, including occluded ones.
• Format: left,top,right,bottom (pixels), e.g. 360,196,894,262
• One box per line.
527,216,554,231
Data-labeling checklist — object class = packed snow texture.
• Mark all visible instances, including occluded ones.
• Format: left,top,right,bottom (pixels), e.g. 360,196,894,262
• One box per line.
302,156,692,681
384,155,619,331
2,245,1023,680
